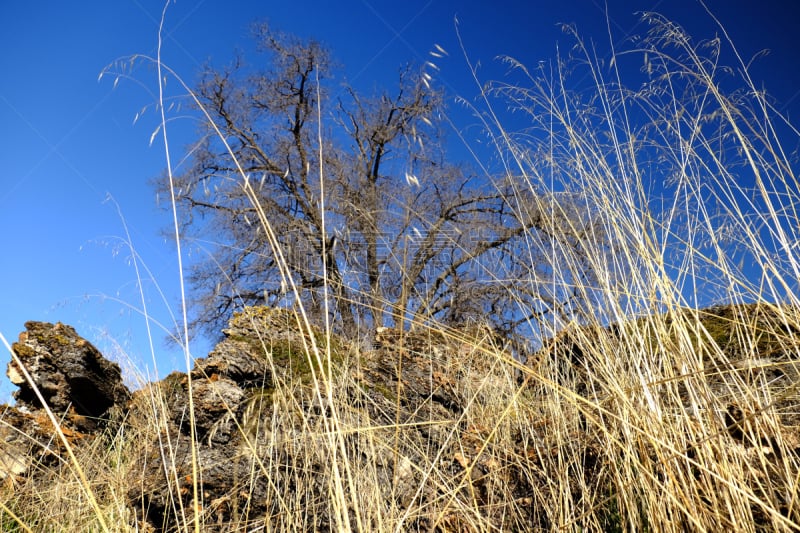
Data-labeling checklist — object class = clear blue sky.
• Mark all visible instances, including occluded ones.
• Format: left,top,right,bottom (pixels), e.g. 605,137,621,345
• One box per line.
2,0,798,399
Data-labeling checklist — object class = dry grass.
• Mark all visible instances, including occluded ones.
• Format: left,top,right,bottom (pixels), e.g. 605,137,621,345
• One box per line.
2,8,800,532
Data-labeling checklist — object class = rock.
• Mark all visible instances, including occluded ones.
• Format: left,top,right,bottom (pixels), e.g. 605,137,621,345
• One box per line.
0,307,535,530
121,307,527,531
532,303,800,427
1,322,131,486
155,371,246,443
528,303,800,528
7,321,130,424
1,303,798,530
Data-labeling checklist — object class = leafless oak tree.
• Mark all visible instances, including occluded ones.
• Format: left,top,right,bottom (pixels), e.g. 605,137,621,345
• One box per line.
162,24,606,346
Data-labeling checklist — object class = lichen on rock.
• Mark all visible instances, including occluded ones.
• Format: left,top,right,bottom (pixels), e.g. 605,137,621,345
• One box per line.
8,321,130,423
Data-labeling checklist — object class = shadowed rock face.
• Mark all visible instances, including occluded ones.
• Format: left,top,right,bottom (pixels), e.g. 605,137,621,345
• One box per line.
1,321,132,490
8,321,130,421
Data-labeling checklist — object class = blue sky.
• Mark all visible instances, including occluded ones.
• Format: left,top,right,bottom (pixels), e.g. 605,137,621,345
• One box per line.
2,0,799,399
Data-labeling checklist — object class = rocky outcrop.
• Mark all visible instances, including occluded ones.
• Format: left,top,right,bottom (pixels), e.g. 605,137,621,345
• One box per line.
0,307,526,530
121,307,525,531
537,303,800,430
1,304,798,531
533,303,800,527
8,321,130,424
1,321,131,490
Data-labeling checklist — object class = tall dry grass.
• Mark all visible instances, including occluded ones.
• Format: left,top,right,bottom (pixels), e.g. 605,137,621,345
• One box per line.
463,9,800,531
2,8,799,532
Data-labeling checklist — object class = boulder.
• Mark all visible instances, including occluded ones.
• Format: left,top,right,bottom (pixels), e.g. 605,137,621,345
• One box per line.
7,321,130,423
1,321,131,486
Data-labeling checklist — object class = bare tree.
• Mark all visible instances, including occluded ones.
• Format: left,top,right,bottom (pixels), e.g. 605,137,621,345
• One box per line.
163,24,605,346
167,25,344,336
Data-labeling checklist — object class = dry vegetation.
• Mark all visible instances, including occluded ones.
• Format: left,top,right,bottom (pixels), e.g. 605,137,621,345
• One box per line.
2,8,800,532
